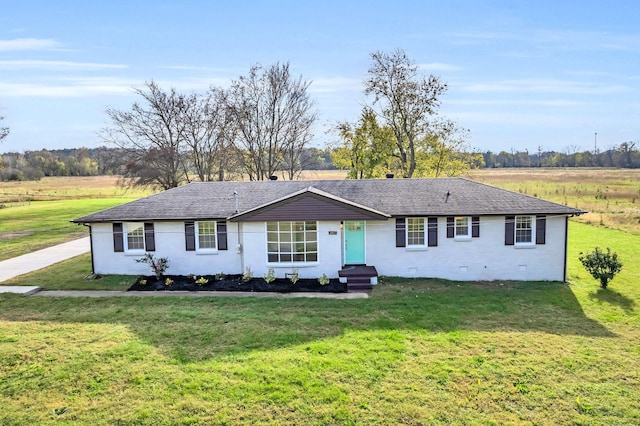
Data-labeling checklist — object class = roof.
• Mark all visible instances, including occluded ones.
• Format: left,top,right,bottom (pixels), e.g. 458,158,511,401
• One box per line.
72,177,586,223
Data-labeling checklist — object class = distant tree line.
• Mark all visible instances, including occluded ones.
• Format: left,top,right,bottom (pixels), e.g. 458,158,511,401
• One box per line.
0,146,336,182
481,142,640,168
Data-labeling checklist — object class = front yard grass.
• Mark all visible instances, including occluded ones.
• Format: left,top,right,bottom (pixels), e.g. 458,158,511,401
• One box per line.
0,253,133,291
0,222,638,424
0,198,139,261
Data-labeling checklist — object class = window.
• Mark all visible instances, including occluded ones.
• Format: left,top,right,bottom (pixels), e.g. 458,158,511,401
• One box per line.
125,222,145,251
455,216,470,238
267,221,318,263
197,221,216,250
515,215,534,244
407,218,425,246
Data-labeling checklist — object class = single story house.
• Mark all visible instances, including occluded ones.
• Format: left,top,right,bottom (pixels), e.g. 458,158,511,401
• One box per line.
73,178,585,288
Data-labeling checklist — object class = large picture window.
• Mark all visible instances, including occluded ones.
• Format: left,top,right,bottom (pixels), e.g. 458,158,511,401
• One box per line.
515,215,533,244
406,218,425,246
267,221,318,263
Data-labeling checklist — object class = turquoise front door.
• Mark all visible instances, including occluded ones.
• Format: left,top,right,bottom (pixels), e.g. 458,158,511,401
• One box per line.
344,221,365,264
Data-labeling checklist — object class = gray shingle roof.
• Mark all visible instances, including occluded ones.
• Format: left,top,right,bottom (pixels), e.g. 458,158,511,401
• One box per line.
72,178,585,223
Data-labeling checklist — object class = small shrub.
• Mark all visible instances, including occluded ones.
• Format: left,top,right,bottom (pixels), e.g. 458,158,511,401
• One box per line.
164,277,173,286
195,276,208,285
318,273,330,286
242,267,253,283
578,247,623,289
135,253,169,279
264,268,276,284
288,269,299,285
139,279,147,286
215,272,226,281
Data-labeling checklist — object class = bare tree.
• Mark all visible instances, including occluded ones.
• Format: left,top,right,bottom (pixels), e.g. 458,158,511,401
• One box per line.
181,88,237,181
0,107,9,143
226,62,316,180
101,81,189,189
365,49,448,178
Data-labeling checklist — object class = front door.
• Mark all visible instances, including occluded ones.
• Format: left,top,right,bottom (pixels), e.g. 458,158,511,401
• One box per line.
344,221,365,264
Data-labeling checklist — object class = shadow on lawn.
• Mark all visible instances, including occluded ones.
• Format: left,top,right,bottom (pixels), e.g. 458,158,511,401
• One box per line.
0,279,616,362
589,287,636,313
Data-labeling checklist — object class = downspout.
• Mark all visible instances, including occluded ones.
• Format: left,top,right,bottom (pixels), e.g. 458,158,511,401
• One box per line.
563,216,569,283
84,223,95,275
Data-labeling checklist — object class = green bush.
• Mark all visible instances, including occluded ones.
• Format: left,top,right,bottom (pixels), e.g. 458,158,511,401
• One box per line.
578,247,623,289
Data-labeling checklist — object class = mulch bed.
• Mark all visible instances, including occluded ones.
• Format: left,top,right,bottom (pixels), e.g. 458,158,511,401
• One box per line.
127,274,347,293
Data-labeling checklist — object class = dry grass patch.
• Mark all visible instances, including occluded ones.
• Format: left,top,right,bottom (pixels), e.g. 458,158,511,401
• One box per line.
467,168,640,235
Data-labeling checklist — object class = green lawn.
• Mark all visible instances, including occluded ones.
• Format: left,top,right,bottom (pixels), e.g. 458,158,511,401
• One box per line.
0,198,136,261
0,222,638,425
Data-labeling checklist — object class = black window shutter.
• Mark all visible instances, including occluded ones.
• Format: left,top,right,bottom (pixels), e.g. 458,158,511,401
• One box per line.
472,216,480,238
505,216,515,246
185,222,195,251
427,217,438,247
395,218,406,247
446,216,454,238
144,223,155,251
536,215,546,245
113,223,124,252
217,221,228,250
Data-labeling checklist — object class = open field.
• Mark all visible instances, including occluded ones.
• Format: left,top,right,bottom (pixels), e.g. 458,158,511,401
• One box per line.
0,177,154,261
0,175,152,204
0,222,638,424
466,168,640,235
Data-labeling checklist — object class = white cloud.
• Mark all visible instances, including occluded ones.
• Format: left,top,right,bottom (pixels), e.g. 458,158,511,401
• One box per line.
448,99,586,108
460,79,629,95
0,60,127,71
308,77,362,94
417,62,463,72
0,79,134,97
449,30,640,53
0,38,62,51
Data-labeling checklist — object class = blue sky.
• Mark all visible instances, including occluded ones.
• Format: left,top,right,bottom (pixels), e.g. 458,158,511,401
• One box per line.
1,0,638,154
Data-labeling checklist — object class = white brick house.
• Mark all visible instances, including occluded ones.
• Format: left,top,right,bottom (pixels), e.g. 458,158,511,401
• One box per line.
73,178,585,287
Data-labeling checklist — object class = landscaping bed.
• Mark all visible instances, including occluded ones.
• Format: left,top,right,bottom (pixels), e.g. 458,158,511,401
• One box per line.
127,274,347,293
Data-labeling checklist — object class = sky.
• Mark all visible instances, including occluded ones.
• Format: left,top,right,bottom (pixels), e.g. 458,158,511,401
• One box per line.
0,0,638,155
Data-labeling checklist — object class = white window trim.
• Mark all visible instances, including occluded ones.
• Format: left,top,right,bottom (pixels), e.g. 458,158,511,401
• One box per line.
514,215,536,247
406,217,427,247
124,222,145,254
265,221,319,265
454,216,472,241
195,221,218,253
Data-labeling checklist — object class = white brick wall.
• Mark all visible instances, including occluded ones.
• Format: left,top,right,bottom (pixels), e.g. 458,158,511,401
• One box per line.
90,215,568,281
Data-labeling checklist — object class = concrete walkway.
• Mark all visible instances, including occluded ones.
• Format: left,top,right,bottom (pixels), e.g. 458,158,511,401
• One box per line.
34,290,369,299
0,237,368,299
0,237,90,283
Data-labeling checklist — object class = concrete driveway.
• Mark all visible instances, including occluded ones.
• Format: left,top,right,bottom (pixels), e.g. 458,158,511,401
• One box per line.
0,237,90,283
